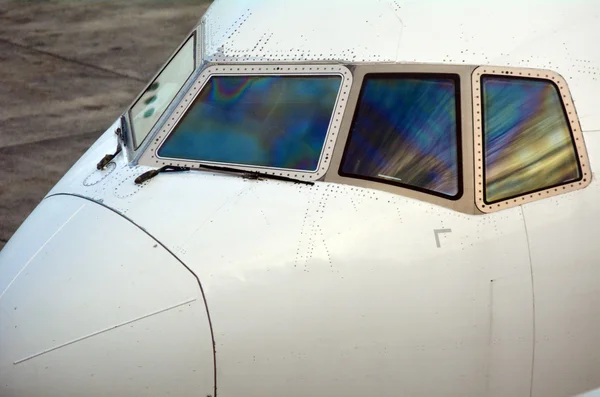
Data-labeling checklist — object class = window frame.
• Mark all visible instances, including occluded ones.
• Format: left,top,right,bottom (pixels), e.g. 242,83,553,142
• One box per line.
137,63,353,182
325,64,479,214
123,30,198,154
131,61,591,215
472,66,591,213
338,72,464,201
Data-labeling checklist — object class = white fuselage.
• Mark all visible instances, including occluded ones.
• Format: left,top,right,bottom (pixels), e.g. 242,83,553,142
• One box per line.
1,1,600,396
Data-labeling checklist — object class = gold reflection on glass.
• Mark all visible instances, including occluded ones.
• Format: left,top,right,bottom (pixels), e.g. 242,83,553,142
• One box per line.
482,77,580,203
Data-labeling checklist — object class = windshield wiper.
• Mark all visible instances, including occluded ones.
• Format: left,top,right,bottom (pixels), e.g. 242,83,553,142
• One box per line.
197,163,314,185
135,165,190,184
97,126,124,170
134,163,314,185
97,144,122,170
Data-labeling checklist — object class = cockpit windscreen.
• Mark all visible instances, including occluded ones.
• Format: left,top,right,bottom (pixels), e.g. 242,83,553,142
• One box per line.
340,74,461,198
157,75,342,171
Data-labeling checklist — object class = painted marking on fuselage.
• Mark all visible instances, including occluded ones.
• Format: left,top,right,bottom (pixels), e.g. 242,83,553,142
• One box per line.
433,228,452,248
13,297,197,365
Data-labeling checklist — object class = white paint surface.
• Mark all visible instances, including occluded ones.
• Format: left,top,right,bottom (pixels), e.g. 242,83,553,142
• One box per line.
0,195,213,396
1,0,599,396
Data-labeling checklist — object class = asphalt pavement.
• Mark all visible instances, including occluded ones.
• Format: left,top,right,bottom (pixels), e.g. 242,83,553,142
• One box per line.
0,0,210,251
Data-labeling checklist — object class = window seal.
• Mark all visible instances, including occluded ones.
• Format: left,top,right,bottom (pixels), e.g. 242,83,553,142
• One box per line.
338,72,464,201
472,66,591,213
137,63,353,182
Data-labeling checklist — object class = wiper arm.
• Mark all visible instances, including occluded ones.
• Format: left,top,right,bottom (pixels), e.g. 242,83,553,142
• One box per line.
97,126,124,170
97,144,122,170
197,163,314,185
134,163,314,185
135,165,190,184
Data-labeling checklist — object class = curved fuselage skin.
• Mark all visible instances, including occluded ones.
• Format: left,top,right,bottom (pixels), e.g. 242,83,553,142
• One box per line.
2,0,600,396
1,123,599,396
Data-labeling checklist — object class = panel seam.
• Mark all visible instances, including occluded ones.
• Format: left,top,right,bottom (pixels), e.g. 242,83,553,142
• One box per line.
0,203,86,301
522,207,536,397
45,192,218,397
14,298,197,365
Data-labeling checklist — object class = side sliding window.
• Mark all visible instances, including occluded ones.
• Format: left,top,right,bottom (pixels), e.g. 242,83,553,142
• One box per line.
339,73,463,199
129,33,196,149
472,67,590,212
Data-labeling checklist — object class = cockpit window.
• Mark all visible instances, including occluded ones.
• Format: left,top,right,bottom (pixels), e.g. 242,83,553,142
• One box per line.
130,34,196,149
481,76,581,204
157,75,342,171
339,74,462,198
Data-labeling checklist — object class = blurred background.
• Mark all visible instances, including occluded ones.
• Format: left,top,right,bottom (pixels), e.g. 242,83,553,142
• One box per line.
0,0,210,251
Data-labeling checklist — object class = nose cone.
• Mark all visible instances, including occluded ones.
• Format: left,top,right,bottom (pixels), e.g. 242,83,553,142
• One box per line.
0,195,214,396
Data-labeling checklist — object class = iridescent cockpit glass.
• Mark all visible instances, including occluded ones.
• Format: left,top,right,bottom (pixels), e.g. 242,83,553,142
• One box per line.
482,76,581,203
340,74,461,198
157,75,341,171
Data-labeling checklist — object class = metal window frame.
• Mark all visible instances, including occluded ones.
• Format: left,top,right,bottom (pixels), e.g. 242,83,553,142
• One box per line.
138,63,353,182
472,66,591,213
325,63,480,215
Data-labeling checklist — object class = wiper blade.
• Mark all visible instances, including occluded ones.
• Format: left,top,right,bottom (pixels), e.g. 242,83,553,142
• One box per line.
197,163,314,185
134,165,190,184
97,126,124,170
134,163,314,185
97,144,122,170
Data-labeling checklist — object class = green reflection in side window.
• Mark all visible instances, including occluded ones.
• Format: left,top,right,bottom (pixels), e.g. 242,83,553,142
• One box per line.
130,35,195,149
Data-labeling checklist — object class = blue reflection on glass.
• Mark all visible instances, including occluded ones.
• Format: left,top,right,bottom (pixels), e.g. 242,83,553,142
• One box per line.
341,74,460,197
158,75,341,171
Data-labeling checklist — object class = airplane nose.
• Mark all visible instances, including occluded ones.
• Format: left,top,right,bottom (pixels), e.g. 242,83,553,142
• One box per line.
0,195,214,397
